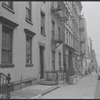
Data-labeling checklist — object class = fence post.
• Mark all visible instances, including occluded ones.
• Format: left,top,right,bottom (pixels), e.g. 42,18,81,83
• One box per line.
7,73,11,99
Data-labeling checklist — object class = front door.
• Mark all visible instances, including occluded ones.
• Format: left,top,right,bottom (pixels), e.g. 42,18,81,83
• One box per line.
40,46,44,79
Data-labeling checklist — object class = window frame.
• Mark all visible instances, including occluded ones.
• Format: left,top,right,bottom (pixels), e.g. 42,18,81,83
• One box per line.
41,11,45,36
0,16,18,68
52,50,55,71
26,35,33,67
58,52,61,67
1,26,13,64
58,26,60,40
52,21,55,39
24,29,36,67
0,26,14,68
2,1,15,14
25,2,33,25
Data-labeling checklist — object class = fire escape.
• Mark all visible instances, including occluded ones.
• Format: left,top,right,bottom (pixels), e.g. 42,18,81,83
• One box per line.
51,2,69,48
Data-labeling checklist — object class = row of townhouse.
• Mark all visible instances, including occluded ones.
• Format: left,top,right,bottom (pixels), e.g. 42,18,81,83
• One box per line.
87,37,98,73
79,14,98,75
0,1,94,91
79,14,88,75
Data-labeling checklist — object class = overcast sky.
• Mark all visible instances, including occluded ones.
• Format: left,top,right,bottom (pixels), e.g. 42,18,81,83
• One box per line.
82,2,100,66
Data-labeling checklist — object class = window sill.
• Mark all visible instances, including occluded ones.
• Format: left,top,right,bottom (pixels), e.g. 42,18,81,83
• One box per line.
2,3,15,14
26,64,34,67
0,64,15,68
25,18,33,25
41,33,46,37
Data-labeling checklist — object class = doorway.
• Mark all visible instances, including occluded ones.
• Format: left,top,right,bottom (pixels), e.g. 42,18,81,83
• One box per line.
40,46,44,79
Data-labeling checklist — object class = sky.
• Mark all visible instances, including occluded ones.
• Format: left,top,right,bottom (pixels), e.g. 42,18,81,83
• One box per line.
82,2,100,66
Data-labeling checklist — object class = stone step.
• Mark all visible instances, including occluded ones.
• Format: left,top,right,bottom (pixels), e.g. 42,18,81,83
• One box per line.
38,80,57,85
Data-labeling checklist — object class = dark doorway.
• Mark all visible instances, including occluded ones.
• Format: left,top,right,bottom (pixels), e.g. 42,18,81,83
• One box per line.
63,54,69,82
69,51,74,76
40,46,44,79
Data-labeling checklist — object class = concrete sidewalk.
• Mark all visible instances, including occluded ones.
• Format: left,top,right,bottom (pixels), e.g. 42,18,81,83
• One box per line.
10,72,93,99
11,84,59,99
10,74,83,99
38,72,98,99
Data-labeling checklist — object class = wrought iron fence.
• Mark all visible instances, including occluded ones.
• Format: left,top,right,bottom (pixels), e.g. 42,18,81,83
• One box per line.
39,70,76,85
0,73,11,99
58,71,66,84
39,71,58,85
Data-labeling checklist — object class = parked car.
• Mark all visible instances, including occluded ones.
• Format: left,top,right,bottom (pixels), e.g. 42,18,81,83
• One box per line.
98,72,100,80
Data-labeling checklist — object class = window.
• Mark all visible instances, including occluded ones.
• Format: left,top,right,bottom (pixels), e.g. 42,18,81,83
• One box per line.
52,51,55,71
2,26,12,64
59,53,61,67
2,1,15,14
58,27,60,40
71,35,72,47
3,1,13,9
26,36,32,65
52,21,55,39
41,12,45,35
68,32,69,45
66,29,68,44
0,16,18,68
26,2,32,22
24,29,36,67
69,33,70,46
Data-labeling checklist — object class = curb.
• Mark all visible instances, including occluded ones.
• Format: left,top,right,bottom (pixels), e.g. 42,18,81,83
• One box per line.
29,85,59,99
29,94,42,99
41,86,59,96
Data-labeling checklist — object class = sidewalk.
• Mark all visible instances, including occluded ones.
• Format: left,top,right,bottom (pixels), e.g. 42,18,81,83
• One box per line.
11,72,97,99
10,74,82,99
11,84,59,99
38,72,98,99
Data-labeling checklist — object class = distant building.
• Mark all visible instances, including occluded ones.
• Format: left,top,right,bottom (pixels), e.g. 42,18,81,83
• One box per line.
79,14,89,75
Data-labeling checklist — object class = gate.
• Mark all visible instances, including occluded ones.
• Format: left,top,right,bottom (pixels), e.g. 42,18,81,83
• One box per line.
0,73,11,99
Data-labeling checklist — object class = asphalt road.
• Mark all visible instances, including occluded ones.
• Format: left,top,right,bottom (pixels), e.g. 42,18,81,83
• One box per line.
95,77,100,99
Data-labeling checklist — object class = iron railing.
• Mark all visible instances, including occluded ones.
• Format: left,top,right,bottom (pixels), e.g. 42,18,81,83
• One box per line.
39,70,67,85
0,73,11,99
58,71,66,84
39,71,58,85
39,70,76,85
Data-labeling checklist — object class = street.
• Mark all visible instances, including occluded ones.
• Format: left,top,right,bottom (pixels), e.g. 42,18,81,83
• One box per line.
38,72,98,99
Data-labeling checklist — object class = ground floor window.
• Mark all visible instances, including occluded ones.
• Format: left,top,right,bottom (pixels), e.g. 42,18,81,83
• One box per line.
26,36,32,64
2,26,12,64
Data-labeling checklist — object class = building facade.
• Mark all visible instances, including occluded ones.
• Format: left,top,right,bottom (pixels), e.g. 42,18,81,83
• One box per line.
79,14,89,75
0,1,94,90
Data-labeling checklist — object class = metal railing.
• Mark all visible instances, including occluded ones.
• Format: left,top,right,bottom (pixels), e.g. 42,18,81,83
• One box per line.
58,71,67,84
0,73,11,99
39,71,58,85
39,70,76,85
39,70,67,85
